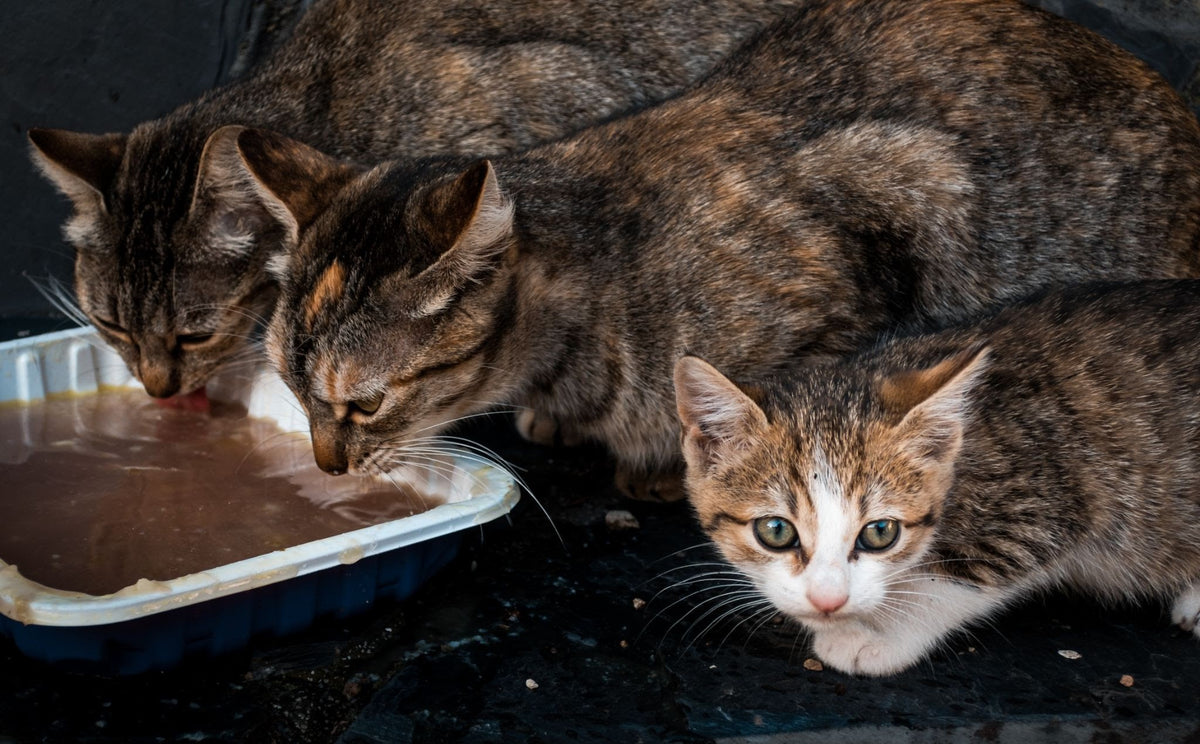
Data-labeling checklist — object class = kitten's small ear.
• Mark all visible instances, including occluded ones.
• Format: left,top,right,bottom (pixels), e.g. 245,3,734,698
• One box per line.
880,343,990,465
28,128,127,212
194,126,356,262
409,160,515,316
674,356,769,473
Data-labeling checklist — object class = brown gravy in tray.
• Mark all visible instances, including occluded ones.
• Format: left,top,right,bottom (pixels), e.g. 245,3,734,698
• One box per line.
0,390,445,596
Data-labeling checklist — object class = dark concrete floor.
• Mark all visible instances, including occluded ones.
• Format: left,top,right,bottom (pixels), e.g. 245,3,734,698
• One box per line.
2,419,1199,744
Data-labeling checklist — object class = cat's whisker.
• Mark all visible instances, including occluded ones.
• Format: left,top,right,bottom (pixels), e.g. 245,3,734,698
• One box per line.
233,428,310,475
403,435,529,476
669,591,771,652
27,273,90,328
185,303,274,328
643,545,725,572
373,449,493,497
733,604,785,653
687,598,777,655
647,585,765,645
383,440,547,527
379,469,438,512
648,571,754,604
642,561,746,585
376,442,558,541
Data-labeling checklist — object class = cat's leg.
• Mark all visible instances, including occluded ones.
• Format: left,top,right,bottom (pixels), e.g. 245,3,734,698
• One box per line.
809,578,1010,676
614,463,687,502
513,410,583,447
1170,582,1200,637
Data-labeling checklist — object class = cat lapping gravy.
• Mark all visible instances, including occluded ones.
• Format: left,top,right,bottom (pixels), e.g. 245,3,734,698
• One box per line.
233,0,1199,496
27,0,806,401
0,390,441,596
675,280,1200,676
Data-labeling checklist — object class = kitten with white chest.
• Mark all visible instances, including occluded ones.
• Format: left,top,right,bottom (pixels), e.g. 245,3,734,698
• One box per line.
674,280,1200,676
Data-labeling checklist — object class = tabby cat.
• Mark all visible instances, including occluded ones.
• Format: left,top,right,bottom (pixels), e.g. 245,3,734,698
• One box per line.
673,280,1200,676
230,0,1198,496
27,0,804,400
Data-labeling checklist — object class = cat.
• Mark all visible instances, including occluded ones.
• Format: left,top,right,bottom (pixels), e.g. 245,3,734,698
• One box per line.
26,0,805,402
226,0,1200,497
673,279,1200,676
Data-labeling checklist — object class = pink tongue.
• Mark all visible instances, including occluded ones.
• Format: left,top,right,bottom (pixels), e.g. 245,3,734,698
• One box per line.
152,387,211,413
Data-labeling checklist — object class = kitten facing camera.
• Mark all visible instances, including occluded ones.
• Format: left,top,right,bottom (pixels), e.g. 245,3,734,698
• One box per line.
26,0,805,401
231,0,1197,497
675,281,1200,676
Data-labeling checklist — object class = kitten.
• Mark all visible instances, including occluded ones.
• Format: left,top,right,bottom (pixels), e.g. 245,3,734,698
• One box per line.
26,0,804,401
673,280,1200,676
233,0,1199,497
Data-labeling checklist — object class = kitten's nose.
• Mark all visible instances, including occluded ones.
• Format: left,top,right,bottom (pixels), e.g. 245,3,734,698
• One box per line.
807,589,848,614
811,583,849,614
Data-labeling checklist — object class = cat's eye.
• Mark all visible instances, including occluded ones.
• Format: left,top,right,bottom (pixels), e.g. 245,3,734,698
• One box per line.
856,519,900,552
92,315,131,342
753,517,799,551
177,332,215,349
351,392,385,416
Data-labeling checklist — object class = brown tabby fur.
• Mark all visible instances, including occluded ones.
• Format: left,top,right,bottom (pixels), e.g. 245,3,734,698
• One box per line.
240,0,1200,494
674,280,1200,675
26,0,804,398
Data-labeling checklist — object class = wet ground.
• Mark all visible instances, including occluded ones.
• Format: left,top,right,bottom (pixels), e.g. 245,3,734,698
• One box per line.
2,416,1199,744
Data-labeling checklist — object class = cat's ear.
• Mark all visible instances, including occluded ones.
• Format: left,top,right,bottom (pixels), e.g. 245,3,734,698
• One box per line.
674,356,769,473
407,160,515,316
880,343,990,466
28,128,127,213
192,126,356,262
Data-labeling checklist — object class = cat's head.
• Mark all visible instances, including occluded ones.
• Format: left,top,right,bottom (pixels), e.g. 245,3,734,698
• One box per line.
27,122,322,398
672,347,988,630
229,129,518,475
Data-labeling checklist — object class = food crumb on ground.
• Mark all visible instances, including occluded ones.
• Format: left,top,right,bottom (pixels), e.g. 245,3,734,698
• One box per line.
803,658,823,671
605,509,640,530
525,678,539,690
1120,674,1134,687
1057,649,1082,660
632,597,647,610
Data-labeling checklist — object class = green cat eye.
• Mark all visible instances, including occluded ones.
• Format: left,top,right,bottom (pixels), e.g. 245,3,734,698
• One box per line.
856,519,900,552
352,392,385,415
753,517,799,551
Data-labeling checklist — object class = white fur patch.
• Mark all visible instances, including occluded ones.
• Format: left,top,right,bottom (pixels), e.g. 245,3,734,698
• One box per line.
1172,583,1200,635
810,579,1012,676
266,252,294,282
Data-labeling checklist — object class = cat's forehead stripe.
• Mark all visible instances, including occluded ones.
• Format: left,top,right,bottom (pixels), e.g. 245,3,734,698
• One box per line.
304,260,347,331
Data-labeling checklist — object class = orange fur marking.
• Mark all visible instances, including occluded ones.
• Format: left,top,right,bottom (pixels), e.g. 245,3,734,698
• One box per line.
305,260,346,330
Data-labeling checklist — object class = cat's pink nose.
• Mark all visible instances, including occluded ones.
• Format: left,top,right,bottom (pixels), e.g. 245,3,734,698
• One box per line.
807,589,848,614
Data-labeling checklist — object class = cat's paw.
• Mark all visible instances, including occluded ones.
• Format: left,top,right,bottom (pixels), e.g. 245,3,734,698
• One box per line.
1171,584,1200,636
513,410,582,447
614,465,687,502
811,625,925,677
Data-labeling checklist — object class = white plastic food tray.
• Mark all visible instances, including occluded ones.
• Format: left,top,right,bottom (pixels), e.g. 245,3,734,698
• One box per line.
0,327,518,630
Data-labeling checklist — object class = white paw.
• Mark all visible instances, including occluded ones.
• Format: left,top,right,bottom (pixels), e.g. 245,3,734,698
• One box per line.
811,624,932,676
1171,584,1200,636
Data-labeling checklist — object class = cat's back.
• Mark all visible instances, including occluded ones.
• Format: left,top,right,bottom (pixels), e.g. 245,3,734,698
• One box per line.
206,0,809,158
515,0,1200,321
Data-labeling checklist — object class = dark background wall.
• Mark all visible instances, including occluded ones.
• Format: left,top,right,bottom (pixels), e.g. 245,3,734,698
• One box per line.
2,0,1198,324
